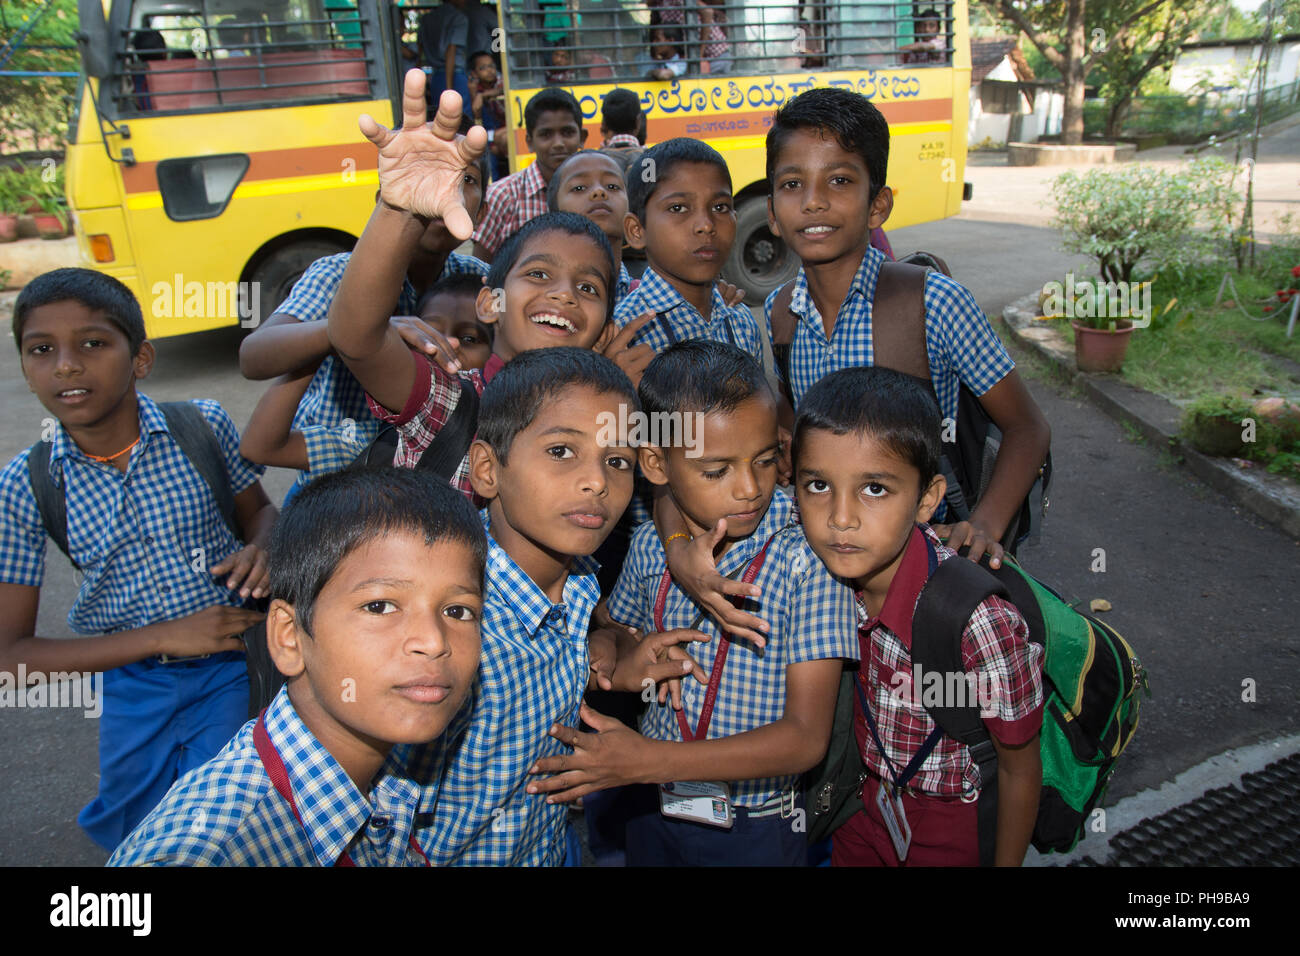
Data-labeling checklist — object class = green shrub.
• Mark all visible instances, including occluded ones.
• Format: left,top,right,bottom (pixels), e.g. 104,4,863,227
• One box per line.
1051,158,1241,284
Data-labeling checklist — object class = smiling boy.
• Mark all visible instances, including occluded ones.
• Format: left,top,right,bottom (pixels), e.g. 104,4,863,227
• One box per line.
109,469,486,865
764,87,1050,565
471,87,588,262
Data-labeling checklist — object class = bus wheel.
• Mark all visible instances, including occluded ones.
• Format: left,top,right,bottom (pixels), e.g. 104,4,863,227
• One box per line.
249,240,350,321
724,198,800,307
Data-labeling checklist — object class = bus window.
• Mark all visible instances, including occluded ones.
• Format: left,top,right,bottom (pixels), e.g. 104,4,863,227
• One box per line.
495,0,951,88
114,0,377,115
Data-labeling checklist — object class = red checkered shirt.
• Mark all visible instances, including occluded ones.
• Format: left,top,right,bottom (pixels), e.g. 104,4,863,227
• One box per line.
471,161,549,257
700,7,728,60
854,524,1044,798
365,349,505,498
603,134,641,149
649,0,685,25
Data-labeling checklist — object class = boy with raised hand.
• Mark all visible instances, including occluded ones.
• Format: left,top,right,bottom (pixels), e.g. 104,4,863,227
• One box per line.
110,469,486,866
792,367,1043,866
409,347,641,865
237,149,488,502
326,75,654,489
527,341,857,866
0,268,273,852
471,87,588,262
239,274,494,475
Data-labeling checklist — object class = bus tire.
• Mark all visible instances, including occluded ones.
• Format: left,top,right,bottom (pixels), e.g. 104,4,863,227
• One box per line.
248,239,351,322
723,197,800,307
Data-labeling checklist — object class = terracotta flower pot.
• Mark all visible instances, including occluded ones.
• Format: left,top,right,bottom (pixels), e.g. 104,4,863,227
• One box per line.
32,214,66,240
1072,319,1134,373
0,214,17,243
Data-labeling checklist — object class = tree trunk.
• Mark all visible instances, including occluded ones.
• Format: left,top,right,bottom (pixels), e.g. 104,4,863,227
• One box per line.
1061,0,1088,145
1105,93,1133,141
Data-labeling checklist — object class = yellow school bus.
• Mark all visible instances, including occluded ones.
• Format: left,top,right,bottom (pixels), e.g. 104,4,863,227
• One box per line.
68,0,969,334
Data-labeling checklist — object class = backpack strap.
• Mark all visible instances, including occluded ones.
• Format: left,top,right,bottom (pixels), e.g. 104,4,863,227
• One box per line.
871,260,932,382
159,402,240,542
414,377,480,481
911,547,1010,868
349,377,480,482
26,442,73,567
25,403,241,567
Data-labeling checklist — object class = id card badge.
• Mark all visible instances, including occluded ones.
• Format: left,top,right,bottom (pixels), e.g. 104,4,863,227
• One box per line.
875,779,912,862
659,781,734,830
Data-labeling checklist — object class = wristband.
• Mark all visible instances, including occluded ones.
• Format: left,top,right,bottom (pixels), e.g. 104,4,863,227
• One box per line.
664,532,691,547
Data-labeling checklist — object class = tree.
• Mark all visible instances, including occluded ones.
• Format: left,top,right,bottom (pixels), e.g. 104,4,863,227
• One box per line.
0,0,80,154
984,1,1186,144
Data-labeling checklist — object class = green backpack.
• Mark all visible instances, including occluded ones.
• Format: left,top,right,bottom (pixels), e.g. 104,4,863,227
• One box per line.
803,545,1150,862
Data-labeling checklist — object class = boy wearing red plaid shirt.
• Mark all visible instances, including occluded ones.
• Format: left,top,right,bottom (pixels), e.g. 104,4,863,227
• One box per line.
793,366,1044,866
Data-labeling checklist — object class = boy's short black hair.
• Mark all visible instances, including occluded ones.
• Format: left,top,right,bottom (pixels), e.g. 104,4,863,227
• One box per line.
269,467,487,637
524,87,583,136
485,211,617,322
416,272,487,314
545,149,625,211
792,366,941,494
601,88,642,136
638,340,774,446
766,87,889,202
627,138,732,222
467,49,497,70
13,267,147,355
477,346,637,463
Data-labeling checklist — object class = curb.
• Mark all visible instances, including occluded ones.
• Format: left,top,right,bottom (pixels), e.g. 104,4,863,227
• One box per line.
1002,292,1300,540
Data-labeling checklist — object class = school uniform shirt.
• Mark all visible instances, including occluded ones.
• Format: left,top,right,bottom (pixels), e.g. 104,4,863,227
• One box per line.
613,265,764,526
763,244,1015,420
603,134,641,149
615,265,762,362
855,523,1044,798
605,487,858,811
107,686,431,866
471,161,549,258
615,261,634,308
0,394,263,635
411,512,602,865
365,351,506,497
277,251,488,495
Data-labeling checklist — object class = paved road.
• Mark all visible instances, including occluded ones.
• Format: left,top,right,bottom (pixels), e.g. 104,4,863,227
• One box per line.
2,136,1297,866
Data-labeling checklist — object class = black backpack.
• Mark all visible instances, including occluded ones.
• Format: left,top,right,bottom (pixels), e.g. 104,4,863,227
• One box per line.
26,401,278,718
350,375,480,480
768,256,1051,552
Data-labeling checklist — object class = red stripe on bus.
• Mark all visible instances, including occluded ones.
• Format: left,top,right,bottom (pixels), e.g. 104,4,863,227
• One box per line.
121,144,379,194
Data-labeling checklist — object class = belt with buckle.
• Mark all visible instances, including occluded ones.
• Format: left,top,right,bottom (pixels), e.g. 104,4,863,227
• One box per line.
155,652,213,665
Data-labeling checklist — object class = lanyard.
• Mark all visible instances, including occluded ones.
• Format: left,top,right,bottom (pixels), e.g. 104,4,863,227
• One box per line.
654,307,735,349
253,712,429,867
653,535,776,742
856,535,944,790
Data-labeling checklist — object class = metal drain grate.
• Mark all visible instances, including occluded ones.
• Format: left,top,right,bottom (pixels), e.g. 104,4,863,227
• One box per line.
1099,752,1300,866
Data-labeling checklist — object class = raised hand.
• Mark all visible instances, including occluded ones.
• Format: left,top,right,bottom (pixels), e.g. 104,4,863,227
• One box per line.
358,69,488,239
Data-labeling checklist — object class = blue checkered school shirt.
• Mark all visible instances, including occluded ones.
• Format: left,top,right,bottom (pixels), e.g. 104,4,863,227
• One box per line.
615,261,633,308
411,510,601,866
108,686,431,866
613,265,763,363
0,394,263,635
764,246,1015,417
280,251,489,495
605,487,858,810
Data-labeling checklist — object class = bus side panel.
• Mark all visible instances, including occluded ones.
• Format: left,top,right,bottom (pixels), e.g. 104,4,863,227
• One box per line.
507,68,965,225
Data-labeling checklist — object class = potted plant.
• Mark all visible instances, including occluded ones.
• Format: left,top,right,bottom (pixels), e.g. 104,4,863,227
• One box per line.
1180,393,1252,457
31,194,68,240
1071,311,1135,373
0,169,21,243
